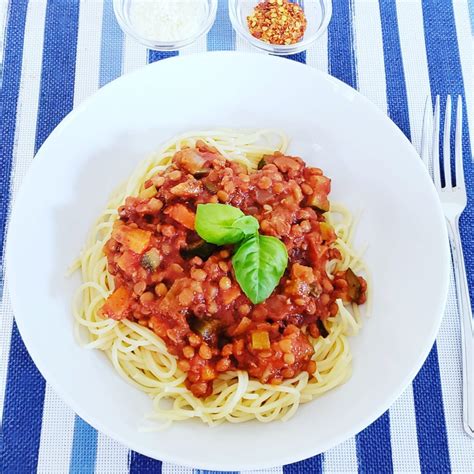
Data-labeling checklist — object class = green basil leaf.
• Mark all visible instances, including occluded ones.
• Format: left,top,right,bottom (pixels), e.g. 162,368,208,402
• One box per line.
232,234,288,304
232,215,259,237
195,203,254,245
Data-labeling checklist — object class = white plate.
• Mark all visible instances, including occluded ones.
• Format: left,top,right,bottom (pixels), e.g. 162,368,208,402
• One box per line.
6,52,450,470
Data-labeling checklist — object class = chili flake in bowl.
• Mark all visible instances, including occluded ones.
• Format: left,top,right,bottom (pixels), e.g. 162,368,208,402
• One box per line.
229,0,332,55
247,0,307,45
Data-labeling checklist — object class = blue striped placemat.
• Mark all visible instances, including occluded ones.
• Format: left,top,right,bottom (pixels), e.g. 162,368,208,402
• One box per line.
1,1,473,472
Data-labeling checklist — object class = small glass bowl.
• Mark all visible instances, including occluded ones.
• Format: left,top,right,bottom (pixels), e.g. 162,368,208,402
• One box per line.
228,0,332,55
113,0,218,51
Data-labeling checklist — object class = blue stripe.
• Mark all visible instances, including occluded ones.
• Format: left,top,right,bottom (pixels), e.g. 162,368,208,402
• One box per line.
195,470,235,474
356,412,393,473
412,344,451,473
129,451,162,474
148,50,178,63
207,0,235,51
378,0,411,140
284,51,306,63
327,0,357,89
69,417,98,474
422,0,474,303
99,0,123,87
0,2,39,472
284,455,323,474
3,324,46,472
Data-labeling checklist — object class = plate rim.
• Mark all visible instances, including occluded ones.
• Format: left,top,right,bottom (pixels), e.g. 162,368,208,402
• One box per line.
5,51,451,470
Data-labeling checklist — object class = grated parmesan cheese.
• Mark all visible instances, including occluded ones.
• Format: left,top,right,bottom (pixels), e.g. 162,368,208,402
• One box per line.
129,0,207,42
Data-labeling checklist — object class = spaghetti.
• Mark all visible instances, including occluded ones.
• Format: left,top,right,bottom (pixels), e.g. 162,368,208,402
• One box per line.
72,130,369,426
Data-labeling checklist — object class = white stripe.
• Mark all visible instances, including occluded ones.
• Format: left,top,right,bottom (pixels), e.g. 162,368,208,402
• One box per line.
0,0,9,57
396,0,431,155
180,35,207,55
122,34,147,74
306,30,328,73
352,0,388,113
435,268,473,473
162,462,193,474
398,2,472,470
95,432,129,474
388,385,422,474
452,0,474,156
242,467,284,474
0,0,47,422
37,386,76,473
235,33,266,54
73,0,103,107
323,437,358,473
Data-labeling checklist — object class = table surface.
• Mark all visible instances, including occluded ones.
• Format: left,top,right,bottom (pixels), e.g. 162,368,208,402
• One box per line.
1,1,473,473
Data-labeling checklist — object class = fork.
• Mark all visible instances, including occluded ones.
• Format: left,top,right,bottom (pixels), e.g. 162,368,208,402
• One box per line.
421,95,474,437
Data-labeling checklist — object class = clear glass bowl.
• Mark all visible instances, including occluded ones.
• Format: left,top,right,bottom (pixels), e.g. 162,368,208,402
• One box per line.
228,0,332,55
113,0,218,51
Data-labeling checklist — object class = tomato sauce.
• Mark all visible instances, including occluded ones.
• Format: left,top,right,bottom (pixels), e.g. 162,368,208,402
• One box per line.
102,141,367,397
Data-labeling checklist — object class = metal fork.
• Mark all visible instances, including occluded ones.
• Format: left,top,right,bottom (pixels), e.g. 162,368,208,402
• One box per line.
421,95,473,437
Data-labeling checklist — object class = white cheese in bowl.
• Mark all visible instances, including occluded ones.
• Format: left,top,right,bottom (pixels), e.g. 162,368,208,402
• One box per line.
129,0,207,42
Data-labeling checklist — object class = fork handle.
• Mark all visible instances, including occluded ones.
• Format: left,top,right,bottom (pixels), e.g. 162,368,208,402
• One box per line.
447,217,474,437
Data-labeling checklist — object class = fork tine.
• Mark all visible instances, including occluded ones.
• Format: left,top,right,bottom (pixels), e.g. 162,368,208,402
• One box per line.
455,95,464,190
443,95,452,189
420,95,432,170
432,95,442,190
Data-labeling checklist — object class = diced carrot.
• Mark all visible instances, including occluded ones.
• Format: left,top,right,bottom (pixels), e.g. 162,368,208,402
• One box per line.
102,286,132,320
114,224,152,254
165,204,195,230
116,251,139,273
232,316,252,336
251,331,271,350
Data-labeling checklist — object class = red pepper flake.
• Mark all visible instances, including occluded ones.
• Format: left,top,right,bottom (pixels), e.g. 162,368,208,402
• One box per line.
247,0,307,45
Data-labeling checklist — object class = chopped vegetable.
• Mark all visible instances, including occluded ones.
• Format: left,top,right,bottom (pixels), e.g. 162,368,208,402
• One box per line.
114,224,152,254
141,248,161,271
174,148,207,174
180,239,217,260
165,204,195,230
102,286,132,319
319,222,335,242
305,175,330,212
251,330,270,350
193,168,211,178
170,178,202,197
257,157,268,169
190,318,220,346
346,268,361,302
139,185,157,200
204,180,218,193
316,319,329,338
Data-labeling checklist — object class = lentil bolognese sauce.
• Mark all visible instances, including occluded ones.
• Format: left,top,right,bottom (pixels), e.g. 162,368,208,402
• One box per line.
72,130,369,426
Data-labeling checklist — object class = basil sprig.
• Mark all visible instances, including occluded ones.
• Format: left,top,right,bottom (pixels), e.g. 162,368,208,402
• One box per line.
195,203,288,304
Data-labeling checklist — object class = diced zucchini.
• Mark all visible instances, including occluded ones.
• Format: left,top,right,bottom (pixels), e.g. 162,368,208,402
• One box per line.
316,319,329,338
251,331,270,350
257,157,268,170
193,168,211,178
141,248,161,271
204,180,218,193
346,268,361,302
180,240,217,260
190,318,220,346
